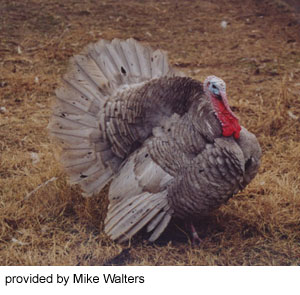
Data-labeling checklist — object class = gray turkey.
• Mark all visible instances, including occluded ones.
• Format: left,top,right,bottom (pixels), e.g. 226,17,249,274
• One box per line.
48,38,261,243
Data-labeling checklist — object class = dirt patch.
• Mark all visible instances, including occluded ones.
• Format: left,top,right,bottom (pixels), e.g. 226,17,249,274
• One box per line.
1,0,300,265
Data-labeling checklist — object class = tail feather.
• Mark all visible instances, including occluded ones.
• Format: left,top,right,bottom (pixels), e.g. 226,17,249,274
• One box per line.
64,158,98,175
109,39,132,82
151,49,168,77
55,82,100,114
119,39,142,79
52,100,97,122
134,40,152,79
49,132,97,147
68,163,105,184
50,114,98,129
62,77,101,114
73,54,111,98
49,128,99,143
88,39,124,87
79,169,113,196
60,149,102,168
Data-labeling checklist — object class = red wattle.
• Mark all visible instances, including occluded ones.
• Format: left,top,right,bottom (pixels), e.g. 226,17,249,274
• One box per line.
222,119,241,139
213,98,241,139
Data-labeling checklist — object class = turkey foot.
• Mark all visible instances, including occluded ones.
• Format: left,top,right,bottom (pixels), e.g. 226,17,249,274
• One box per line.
190,223,202,245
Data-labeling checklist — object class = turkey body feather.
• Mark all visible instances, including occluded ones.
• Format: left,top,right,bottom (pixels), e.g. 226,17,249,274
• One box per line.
48,38,261,242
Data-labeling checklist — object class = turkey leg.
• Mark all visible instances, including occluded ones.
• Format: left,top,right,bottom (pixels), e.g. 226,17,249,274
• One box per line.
190,223,202,245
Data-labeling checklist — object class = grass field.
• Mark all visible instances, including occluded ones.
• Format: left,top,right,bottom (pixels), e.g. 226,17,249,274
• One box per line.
1,0,300,265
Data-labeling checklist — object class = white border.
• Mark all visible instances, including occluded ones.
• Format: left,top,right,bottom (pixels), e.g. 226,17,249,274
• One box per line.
0,266,299,295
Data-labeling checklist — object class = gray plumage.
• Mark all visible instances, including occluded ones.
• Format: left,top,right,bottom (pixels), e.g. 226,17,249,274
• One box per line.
48,38,261,242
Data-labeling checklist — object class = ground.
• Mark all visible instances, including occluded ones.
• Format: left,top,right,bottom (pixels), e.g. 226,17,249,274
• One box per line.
1,0,300,266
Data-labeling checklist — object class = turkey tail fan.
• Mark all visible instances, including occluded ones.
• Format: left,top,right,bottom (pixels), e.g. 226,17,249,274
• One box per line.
48,38,184,196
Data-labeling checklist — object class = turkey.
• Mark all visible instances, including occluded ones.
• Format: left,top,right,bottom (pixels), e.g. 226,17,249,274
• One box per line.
48,38,261,243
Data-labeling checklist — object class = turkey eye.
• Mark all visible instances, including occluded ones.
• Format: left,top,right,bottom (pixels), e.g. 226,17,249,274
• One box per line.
212,86,222,100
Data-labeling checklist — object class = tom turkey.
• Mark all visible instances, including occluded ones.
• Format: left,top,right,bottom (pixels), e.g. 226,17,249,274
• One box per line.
48,38,261,243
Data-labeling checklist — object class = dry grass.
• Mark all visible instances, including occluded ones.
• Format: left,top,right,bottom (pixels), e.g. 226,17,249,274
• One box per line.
1,0,300,265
